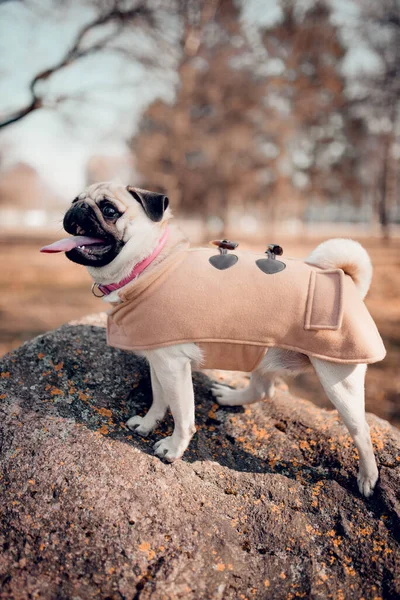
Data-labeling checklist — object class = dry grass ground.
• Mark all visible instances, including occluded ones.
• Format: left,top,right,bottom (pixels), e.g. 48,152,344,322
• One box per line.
1,233,399,427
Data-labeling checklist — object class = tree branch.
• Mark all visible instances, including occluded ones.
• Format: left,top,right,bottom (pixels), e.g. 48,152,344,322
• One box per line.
0,98,41,128
0,1,152,130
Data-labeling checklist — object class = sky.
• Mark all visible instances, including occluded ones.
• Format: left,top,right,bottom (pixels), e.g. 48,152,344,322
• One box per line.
0,0,180,199
0,0,381,202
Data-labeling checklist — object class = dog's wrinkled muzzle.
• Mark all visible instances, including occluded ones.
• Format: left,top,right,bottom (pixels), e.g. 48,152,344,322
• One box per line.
63,202,102,238
41,202,124,267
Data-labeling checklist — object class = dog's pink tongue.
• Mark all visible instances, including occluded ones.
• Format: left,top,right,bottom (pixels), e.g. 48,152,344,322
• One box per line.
40,236,105,253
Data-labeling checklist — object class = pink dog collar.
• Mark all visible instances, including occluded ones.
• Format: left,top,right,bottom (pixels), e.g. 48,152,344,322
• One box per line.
92,227,170,297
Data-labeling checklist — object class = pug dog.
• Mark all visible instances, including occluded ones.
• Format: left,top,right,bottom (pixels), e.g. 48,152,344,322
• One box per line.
41,182,385,497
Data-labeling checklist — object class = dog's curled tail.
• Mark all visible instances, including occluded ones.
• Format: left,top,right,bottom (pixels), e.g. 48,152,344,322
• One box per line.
306,238,372,300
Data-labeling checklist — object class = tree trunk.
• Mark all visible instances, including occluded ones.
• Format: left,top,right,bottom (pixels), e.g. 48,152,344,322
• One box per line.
379,133,391,241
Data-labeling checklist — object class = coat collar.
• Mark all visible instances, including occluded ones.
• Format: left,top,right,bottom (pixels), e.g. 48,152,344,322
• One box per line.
92,226,170,297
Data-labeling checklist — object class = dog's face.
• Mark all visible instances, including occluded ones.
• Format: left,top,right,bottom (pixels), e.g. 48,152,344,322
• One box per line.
63,182,169,267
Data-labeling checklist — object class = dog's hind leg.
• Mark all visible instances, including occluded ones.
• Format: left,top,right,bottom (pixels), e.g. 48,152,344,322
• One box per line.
311,358,378,497
212,348,309,407
126,364,168,436
212,370,275,406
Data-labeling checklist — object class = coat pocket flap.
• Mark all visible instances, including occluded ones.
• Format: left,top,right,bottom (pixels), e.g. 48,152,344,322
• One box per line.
304,269,344,331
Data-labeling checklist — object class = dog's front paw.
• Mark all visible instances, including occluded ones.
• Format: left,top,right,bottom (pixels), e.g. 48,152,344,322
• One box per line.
126,415,157,437
153,435,188,462
357,467,379,498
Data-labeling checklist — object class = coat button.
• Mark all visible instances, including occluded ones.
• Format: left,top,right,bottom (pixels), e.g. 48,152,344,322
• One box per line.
267,244,283,256
210,239,239,251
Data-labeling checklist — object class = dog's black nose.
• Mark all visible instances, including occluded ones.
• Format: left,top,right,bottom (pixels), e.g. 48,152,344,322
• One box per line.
63,202,92,236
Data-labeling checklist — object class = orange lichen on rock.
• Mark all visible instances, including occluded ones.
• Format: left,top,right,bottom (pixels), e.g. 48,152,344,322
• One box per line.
97,425,109,435
299,440,312,452
250,423,270,442
138,541,155,560
94,407,112,418
50,388,64,397
311,481,324,507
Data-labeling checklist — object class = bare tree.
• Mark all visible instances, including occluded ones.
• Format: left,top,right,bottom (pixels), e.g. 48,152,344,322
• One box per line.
134,0,365,230
0,0,161,129
355,0,400,238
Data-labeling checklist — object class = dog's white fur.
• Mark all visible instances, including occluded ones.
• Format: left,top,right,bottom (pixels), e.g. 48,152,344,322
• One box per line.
306,238,373,300
87,204,173,288
85,192,378,497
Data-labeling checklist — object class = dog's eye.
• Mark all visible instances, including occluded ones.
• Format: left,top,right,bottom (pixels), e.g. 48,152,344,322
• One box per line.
101,203,118,219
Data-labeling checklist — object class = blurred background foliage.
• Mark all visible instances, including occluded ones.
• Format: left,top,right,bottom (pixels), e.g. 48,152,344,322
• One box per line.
0,0,400,236
0,0,399,426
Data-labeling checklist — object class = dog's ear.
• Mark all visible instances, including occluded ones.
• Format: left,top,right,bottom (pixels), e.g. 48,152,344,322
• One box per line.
127,186,169,222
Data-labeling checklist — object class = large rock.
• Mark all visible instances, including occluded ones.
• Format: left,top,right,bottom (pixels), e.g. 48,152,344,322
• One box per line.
0,324,399,599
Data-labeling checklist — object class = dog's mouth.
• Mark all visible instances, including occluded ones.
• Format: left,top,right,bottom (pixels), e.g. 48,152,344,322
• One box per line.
40,234,123,266
40,202,125,267
40,235,108,254
67,235,118,265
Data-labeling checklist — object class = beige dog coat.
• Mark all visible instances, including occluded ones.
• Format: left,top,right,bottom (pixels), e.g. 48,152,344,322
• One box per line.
107,246,386,371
